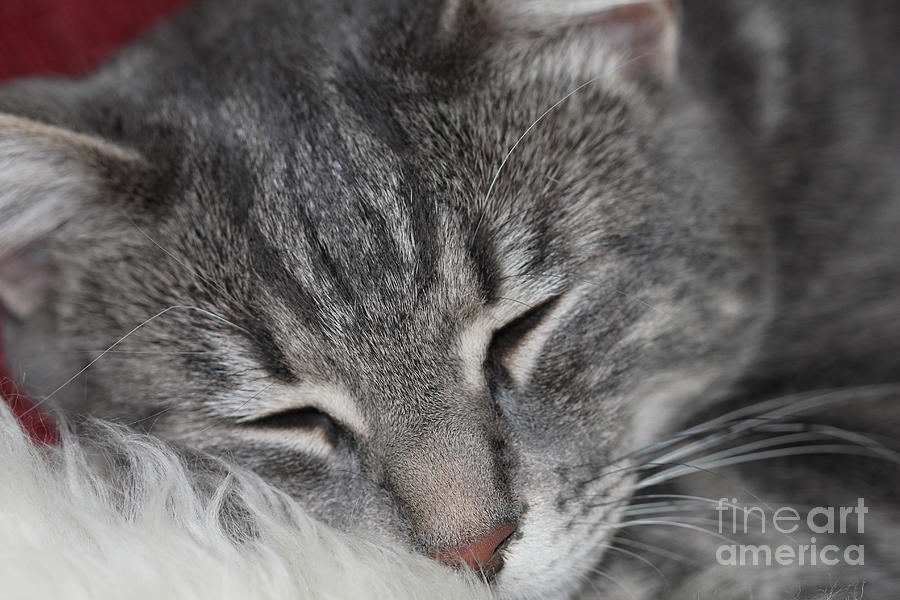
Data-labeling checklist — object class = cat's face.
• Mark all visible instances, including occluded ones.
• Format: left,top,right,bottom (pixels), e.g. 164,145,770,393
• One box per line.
1,0,771,596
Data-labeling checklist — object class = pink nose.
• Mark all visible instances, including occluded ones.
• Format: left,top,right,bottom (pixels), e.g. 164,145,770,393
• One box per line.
435,522,517,577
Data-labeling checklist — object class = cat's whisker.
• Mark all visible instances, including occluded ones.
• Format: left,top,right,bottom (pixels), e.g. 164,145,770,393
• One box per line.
611,288,676,321
597,542,671,590
619,507,769,538
24,305,189,413
644,420,834,467
630,493,749,506
126,216,260,326
193,382,278,436
646,384,900,460
682,383,900,439
23,305,252,416
472,47,659,255
0,349,219,356
127,406,175,429
625,498,771,536
583,564,641,600
564,417,772,474
611,536,699,566
632,422,900,491
751,384,900,424
569,384,900,482
802,423,900,464
472,75,604,245
579,458,777,516
636,444,882,489
639,426,758,466
613,518,734,544
572,569,605,600
587,457,762,497
650,431,853,473
588,430,711,469
622,503,720,516
75,350,220,355
622,515,721,527
622,496,755,513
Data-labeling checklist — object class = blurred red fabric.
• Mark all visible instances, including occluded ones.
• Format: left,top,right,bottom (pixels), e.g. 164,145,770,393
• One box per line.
0,0,193,80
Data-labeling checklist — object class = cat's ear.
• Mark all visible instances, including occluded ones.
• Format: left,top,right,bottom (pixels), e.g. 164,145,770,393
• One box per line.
447,0,680,82
0,114,144,318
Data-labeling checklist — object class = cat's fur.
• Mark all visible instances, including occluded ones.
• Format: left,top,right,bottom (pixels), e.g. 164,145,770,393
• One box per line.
1,0,899,598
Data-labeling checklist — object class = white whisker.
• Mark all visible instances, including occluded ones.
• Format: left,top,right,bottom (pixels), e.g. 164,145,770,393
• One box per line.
687,384,900,438
126,216,258,325
651,431,842,472
623,503,716,516
75,350,218,356
472,75,605,244
614,519,734,543
612,536,698,565
585,565,641,600
637,444,878,489
24,305,248,415
599,542,670,589
192,382,278,436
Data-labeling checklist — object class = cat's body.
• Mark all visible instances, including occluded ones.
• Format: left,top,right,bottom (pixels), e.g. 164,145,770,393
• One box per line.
688,2,900,391
1,1,899,598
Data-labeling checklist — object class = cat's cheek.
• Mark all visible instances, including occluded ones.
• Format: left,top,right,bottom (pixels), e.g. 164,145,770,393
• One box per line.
494,460,635,599
189,434,395,537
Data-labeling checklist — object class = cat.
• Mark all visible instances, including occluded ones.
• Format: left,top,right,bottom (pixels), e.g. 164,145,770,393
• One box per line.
2,0,900,598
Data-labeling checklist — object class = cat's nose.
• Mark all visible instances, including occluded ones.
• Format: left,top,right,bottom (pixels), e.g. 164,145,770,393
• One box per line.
434,522,517,578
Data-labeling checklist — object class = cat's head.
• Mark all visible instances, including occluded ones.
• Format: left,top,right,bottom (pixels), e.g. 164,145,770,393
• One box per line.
0,0,771,596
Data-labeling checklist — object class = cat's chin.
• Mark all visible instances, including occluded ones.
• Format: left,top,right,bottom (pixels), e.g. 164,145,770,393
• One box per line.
493,533,614,600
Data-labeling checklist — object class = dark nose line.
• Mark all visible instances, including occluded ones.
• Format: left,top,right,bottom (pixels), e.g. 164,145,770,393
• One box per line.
433,522,518,580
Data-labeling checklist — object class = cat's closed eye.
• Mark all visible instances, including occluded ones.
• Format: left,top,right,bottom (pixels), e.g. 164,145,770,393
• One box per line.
486,296,561,385
242,406,342,447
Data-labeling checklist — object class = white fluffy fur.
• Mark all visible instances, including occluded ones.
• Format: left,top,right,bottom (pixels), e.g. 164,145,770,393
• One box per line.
0,405,490,600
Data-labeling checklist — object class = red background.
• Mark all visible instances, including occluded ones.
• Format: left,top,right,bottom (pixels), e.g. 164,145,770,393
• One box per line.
0,0,193,81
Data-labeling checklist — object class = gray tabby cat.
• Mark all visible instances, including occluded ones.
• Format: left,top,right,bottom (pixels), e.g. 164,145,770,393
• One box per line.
2,0,899,597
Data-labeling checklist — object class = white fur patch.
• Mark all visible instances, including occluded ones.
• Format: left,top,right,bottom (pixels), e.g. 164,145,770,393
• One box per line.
0,405,490,600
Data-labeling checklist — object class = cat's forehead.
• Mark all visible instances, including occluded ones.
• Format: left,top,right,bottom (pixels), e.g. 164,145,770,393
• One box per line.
127,0,649,387
178,75,570,310
168,93,577,399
